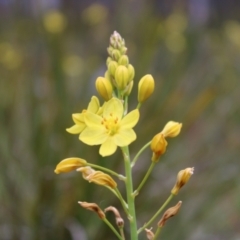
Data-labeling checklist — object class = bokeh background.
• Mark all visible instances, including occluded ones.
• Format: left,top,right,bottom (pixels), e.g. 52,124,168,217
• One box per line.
1,0,240,239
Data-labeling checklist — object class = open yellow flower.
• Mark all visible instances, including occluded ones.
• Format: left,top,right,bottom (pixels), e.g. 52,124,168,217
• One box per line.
66,96,102,134
80,98,139,156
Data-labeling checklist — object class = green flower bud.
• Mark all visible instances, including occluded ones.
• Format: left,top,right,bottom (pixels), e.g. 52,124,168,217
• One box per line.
127,64,135,83
124,80,134,96
138,74,155,103
106,57,112,66
118,55,129,66
107,46,114,56
108,61,118,77
120,46,127,55
112,49,121,61
115,65,129,90
95,77,113,101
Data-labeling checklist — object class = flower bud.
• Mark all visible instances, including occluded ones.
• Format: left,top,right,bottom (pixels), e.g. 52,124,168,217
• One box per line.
107,61,118,77
161,121,182,138
112,49,121,61
158,201,182,227
127,64,135,82
138,74,155,103
54,157,87,174
120,46,127,55
171,167,194,195
106,57,112,66
118,55,129,66
105,206,124,227
124,80,134,96
151,133,168,162
95,77,113,101
115,65,129,90
78,201,105,219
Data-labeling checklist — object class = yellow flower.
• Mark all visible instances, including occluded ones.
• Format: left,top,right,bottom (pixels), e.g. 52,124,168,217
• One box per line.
66,96,102,134
80,98,139,156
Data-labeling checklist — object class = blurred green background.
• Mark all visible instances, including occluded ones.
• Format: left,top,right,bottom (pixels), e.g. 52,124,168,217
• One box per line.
1,0,240,239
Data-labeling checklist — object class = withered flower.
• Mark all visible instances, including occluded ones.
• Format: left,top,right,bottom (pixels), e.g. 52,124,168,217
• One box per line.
105,206,124,227
158,201,182,227
145,228,155,240
78,201,105,219
171,167,194,195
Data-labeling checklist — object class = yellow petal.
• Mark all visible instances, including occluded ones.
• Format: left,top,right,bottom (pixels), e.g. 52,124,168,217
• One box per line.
72,113,84,124
120,109,139,129
103,98,123,120
66,124,85,134
87,96,100,113
54,157,87,174
84,112,103,128
80,127,107,145
114,129,136,146
99,137,117,156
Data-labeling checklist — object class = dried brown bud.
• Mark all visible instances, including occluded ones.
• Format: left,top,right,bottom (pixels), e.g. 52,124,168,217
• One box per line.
78,201,105,219
145,228,155,240
105,206,124,227
171,167,194,195
158,201,182,227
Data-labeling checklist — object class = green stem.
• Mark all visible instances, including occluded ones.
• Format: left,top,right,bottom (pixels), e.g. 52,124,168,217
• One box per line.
103,217,123,240
124,96,128,115
137,103,141,109
137,194,174,234
114,188,129,216
121,146,138,240
87,163,126,181
133,162,156,197
119,227,125,240
153,227,162,240
131,141,151,167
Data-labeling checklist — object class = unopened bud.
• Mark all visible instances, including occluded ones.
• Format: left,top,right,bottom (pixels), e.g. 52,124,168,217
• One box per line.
108,61,118,77
124,80,134,96
105,206,124,227
138,74,155,103
158,201,182,227
95,77,113,101
120,46,127,55
127,64,135,82
54,157,87,174
112,49,121,61
118,55,129,66
161,121,182,138
115,65,129,90
145,228,155,240
78,201,105,219
151,133,168,162
106,57,112,66
171,168,194,195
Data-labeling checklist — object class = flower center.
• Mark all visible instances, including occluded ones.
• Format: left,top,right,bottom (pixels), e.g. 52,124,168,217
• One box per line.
102,113,119,136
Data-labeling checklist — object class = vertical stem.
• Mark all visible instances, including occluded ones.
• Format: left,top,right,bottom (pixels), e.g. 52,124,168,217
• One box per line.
122,146,138,240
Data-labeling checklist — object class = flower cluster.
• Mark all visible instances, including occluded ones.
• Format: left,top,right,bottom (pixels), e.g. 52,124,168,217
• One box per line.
54,31,194,240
